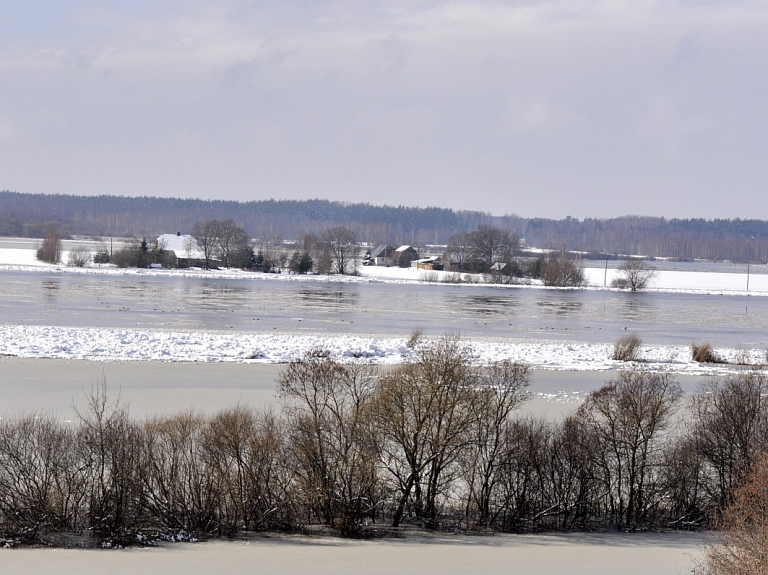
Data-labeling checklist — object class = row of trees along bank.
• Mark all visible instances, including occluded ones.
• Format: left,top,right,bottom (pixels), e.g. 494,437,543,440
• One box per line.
1,337,767,547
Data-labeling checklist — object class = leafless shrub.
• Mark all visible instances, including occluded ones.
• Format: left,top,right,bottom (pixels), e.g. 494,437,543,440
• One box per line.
420,271,439,283
612,258,657,291
541,255,586,287
0,415,86,543
35,229,62,264
696,453,768,575
141,411,217,537
612,334,642,362
405,330,423,349
693,343,726,364
440,272,463,284
67,246,92,267
200,407,293,536
611,277,630,289
76,382,146,545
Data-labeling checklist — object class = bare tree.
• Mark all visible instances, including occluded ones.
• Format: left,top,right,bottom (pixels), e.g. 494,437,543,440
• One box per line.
370,336,478,528
215,219,250,268
191,219,220,269
463,361,530,526
322,226,359,275
76,382,145,545
469,225,516,273
444,231,473,272
278,353,379,536
612,258,657,291
546,415,602,530
577,369,682,529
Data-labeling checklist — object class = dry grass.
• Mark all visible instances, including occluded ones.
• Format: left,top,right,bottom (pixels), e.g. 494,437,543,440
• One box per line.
692,343,726,364
406,330,423,349
612,334,642,362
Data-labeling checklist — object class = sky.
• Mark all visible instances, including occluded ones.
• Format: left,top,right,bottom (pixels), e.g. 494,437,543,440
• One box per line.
1,0,767,220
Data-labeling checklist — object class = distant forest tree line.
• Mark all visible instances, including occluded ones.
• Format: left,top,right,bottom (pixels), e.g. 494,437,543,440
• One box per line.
2,191,768,262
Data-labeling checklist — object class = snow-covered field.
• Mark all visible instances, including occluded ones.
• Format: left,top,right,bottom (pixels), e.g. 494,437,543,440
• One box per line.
1,242,766,375
0,532,704,575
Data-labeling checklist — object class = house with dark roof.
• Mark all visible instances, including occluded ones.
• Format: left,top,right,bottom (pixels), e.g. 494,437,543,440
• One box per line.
371,244,396,266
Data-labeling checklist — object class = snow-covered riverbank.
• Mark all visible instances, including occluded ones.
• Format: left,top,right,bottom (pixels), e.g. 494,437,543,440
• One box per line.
1,240,767,296
0,324,763,376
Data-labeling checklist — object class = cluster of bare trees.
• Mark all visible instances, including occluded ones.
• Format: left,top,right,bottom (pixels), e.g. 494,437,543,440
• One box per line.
3,343,768,547
527,250,587,287
444,225,521,278
191,219,252,269
444,227,593,287
697,452,768,574
256,227,359,275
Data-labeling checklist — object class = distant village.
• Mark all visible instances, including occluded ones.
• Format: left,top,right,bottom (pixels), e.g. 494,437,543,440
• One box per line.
36,219,655,289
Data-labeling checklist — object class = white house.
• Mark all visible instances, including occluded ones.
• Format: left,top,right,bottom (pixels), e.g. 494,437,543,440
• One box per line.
156,233,219,268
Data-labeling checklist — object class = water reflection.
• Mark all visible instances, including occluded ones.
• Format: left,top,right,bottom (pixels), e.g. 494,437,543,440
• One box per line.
41,280,59,300
536,298,582,316
298,288,360,308
456,295,519,316
619,297,652,321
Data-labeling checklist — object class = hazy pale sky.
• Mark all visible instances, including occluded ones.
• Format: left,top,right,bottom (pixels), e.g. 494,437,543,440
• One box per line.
1,1,767,219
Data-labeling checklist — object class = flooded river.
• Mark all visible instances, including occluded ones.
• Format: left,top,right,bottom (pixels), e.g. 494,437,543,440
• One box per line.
1,269,766,348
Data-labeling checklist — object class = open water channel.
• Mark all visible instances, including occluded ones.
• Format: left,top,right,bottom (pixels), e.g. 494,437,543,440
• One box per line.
0,269,766,349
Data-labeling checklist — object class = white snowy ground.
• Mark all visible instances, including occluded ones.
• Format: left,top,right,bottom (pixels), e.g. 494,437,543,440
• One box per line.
1,242,766,374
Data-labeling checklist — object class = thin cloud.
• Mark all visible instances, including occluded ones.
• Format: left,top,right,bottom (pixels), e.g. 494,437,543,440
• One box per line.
0,1,767,218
